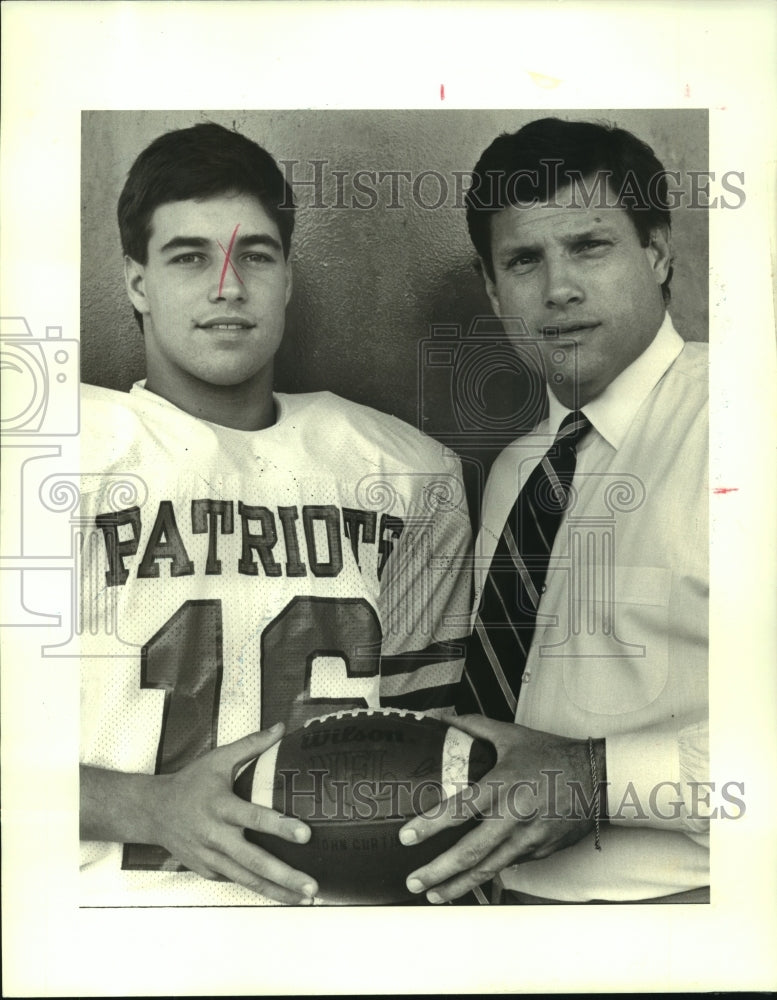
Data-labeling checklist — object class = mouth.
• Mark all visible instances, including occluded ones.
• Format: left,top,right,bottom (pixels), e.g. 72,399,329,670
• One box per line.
540,321,600,337
197,318,256,331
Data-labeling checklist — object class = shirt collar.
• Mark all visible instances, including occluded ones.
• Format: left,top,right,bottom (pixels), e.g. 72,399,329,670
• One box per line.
546,312,684,450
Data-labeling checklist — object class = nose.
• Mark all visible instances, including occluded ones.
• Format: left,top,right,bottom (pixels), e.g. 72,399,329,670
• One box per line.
543,256,584,309
208,261,246,303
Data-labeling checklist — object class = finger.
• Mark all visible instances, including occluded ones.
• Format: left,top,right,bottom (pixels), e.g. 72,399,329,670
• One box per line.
220,830,319,901
214,722,286,771
422,838,523,904
442,712,516,746
399,773,500,845
405,818,510,895
169,855,221,882
199,845,317,905
221,796,312,845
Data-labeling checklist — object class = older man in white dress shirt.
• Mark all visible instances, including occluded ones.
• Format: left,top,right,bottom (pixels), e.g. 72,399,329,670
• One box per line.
399,117,711,905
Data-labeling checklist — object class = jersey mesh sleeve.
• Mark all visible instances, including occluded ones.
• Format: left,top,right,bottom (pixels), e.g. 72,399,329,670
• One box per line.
375,449,472,714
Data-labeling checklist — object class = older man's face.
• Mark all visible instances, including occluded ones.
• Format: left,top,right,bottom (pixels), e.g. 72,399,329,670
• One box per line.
484,181,671,408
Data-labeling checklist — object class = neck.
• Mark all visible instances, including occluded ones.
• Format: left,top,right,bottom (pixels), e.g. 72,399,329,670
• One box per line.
145,367,276,431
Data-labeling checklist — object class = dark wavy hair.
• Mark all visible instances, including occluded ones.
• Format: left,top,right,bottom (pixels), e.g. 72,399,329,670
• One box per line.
465,117,674,302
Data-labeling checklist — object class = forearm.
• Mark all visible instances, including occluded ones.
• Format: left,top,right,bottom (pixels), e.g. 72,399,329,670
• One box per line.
80,765,167,844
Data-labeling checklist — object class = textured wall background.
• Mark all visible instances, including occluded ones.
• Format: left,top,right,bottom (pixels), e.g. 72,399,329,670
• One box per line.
81,109,708,506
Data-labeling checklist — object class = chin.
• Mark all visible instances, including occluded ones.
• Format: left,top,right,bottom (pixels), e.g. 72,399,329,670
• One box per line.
191,364,268,388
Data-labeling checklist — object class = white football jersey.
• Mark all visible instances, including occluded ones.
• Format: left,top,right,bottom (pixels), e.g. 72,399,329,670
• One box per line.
78,383,471,905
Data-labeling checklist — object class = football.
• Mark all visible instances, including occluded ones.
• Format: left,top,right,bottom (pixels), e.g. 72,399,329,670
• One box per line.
234,708,497,904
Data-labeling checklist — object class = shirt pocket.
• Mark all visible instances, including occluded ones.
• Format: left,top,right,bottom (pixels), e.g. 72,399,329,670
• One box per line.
556,565,671,716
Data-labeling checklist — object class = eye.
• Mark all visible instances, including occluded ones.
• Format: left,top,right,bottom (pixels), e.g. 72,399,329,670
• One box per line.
170,252,206,266
506,252,540,274
576,239,610,253
242,251,275,264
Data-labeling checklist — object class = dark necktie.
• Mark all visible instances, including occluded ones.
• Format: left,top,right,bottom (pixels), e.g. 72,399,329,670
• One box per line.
458,410,592,720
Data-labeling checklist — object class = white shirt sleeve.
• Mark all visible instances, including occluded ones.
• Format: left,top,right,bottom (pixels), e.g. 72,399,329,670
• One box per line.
606,718,709,840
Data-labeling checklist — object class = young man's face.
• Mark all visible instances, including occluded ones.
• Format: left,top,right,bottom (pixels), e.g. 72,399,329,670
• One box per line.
483,181,671,409
125,192,292,401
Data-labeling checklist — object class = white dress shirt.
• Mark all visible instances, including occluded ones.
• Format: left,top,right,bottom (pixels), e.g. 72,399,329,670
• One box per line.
475,313,710,900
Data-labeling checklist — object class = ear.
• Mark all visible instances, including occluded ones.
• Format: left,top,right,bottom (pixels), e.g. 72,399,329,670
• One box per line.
284,259,293,307
482,262,502,317
124,256,151,316
645,226,672,286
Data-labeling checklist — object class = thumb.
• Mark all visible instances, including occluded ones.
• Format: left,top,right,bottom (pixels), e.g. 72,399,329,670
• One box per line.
215,722,286,769
442,712,513,747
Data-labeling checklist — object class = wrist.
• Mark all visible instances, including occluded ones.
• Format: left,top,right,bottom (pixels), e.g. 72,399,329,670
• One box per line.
133,771,173,845
592,737,608,818
586,737,607,850
80,766,167,845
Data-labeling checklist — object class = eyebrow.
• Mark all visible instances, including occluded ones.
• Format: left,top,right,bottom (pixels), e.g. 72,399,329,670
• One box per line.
158,232,284,255
495,226,617,261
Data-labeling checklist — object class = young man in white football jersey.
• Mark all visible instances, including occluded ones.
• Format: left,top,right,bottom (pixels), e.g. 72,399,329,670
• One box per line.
79,122,472,906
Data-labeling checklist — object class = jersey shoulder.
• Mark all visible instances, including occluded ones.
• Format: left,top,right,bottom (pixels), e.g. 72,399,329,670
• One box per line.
80,381,134,412
277,391,460,474
80,383,148,469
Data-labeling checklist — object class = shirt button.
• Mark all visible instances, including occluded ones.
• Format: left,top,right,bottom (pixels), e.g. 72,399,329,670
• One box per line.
522,670,531,683
541,584,547,594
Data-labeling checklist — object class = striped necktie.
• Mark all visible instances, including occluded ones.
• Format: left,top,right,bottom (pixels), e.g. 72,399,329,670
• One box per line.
458,410,591,720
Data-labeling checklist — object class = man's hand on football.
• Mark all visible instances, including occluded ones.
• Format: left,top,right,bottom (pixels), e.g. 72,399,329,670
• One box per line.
81,725,318,905
398,715,605,903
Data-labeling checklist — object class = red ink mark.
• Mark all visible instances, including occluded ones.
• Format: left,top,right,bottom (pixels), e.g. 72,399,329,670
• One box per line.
218,224,243,295
218,242,244,284
440,84,445,101
713,487,739,494
684,83,691,97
